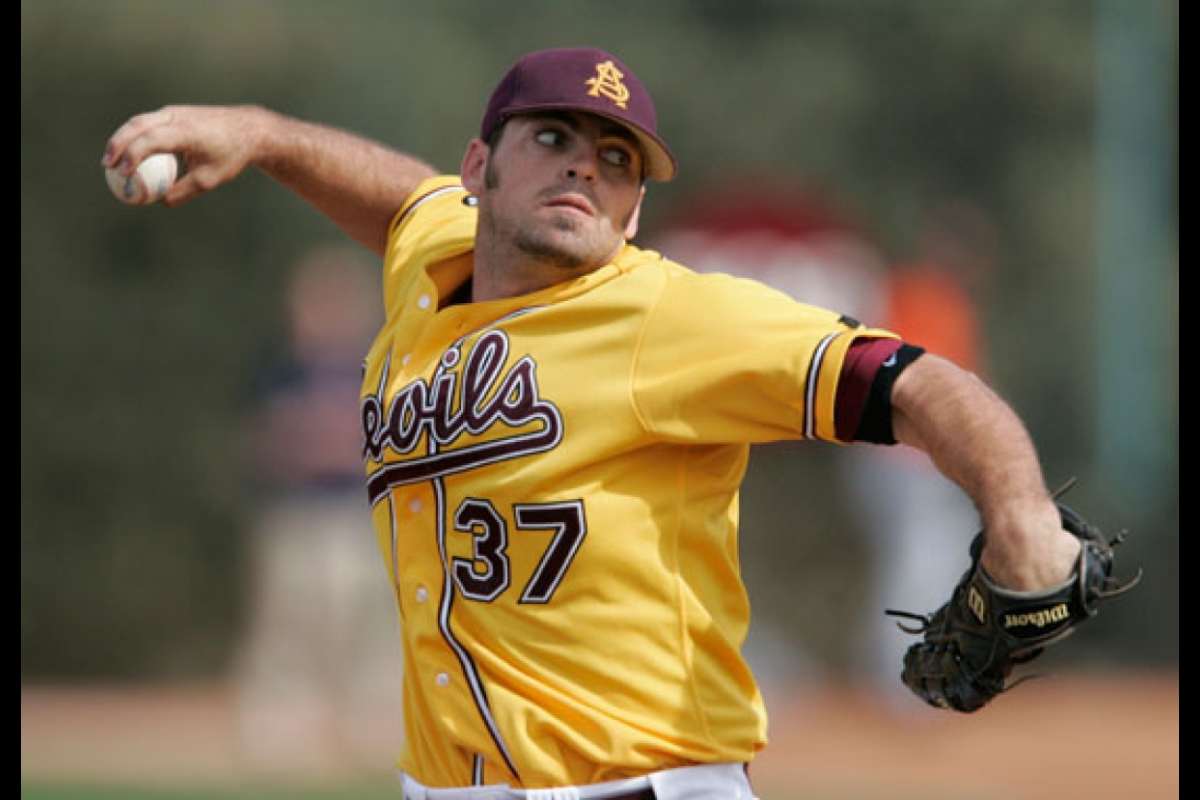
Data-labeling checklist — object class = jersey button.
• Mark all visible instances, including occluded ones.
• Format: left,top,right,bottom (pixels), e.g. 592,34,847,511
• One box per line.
415,587,428,603
408,498,423,514
417,294,432,310
435,672,450,687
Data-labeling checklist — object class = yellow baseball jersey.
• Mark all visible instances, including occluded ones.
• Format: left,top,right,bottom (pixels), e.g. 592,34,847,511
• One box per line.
361,176,899,789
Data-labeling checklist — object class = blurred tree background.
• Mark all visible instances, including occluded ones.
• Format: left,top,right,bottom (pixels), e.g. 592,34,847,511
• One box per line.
22,0,1176,682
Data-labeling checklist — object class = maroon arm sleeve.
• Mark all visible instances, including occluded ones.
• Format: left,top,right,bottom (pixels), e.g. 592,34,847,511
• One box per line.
834,339,926,444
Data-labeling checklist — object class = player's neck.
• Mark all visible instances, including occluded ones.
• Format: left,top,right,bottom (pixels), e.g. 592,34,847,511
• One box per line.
471,246,600,303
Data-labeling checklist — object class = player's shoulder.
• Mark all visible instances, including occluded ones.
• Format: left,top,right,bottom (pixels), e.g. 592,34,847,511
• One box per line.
383,176,476,263
615,245,843,337
388,176,474,238
617,245,748,287
637,247,807,309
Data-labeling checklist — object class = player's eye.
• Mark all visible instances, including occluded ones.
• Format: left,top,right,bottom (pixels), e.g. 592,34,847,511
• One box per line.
599,146,633,168
535,129,565,147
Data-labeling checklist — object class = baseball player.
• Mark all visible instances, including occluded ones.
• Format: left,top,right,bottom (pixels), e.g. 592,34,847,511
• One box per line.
103,47,1085,799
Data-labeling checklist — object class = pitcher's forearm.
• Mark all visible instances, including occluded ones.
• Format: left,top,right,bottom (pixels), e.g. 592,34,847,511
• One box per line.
103,104,439,255
891,354,1049,514
890,354,1078,589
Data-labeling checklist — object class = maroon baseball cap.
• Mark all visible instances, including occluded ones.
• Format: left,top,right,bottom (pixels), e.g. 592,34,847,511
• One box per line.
480,48,677,182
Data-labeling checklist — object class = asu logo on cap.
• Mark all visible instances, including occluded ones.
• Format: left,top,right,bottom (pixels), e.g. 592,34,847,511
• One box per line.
478,47,678,181
585,60,631,110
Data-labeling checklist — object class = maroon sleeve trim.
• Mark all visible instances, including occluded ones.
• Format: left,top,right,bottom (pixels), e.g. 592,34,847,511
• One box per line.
840,335,912,441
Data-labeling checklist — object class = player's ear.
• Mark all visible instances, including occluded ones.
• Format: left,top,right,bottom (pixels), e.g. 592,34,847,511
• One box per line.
461,138,489,194
623,186,646,240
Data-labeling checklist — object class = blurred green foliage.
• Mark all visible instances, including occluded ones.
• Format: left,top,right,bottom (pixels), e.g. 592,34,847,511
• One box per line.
21,0,1176,680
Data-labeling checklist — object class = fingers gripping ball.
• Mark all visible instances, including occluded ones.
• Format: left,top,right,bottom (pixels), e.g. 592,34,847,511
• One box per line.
885,483,1142,713
104,153,183,205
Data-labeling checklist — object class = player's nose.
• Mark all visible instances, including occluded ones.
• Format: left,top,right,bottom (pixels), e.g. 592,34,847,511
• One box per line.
563,145,599,182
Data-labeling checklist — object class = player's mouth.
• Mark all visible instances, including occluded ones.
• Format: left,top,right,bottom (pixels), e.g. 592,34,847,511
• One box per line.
543,193,596,218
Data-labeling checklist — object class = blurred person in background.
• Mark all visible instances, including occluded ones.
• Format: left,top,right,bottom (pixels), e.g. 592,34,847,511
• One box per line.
842,198,999,709
233,245,402,772
646,176,889,327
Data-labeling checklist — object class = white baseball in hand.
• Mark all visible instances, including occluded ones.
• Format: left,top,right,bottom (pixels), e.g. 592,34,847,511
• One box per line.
104,152,182,205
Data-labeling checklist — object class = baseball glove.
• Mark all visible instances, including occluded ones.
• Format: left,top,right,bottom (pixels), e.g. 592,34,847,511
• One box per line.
885,481,1141,713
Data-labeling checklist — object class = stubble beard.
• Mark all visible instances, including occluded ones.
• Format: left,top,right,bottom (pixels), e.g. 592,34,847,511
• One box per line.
482,158,606,274
514,218,588,272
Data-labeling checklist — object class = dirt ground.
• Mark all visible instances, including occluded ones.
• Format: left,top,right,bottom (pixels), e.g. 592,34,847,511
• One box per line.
21,669,1178,799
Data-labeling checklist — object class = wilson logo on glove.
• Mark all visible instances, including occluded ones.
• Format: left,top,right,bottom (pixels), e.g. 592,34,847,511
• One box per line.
1003,603,1071,635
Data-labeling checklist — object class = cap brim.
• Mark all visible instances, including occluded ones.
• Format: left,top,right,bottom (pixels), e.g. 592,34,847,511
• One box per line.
622,124,677,183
